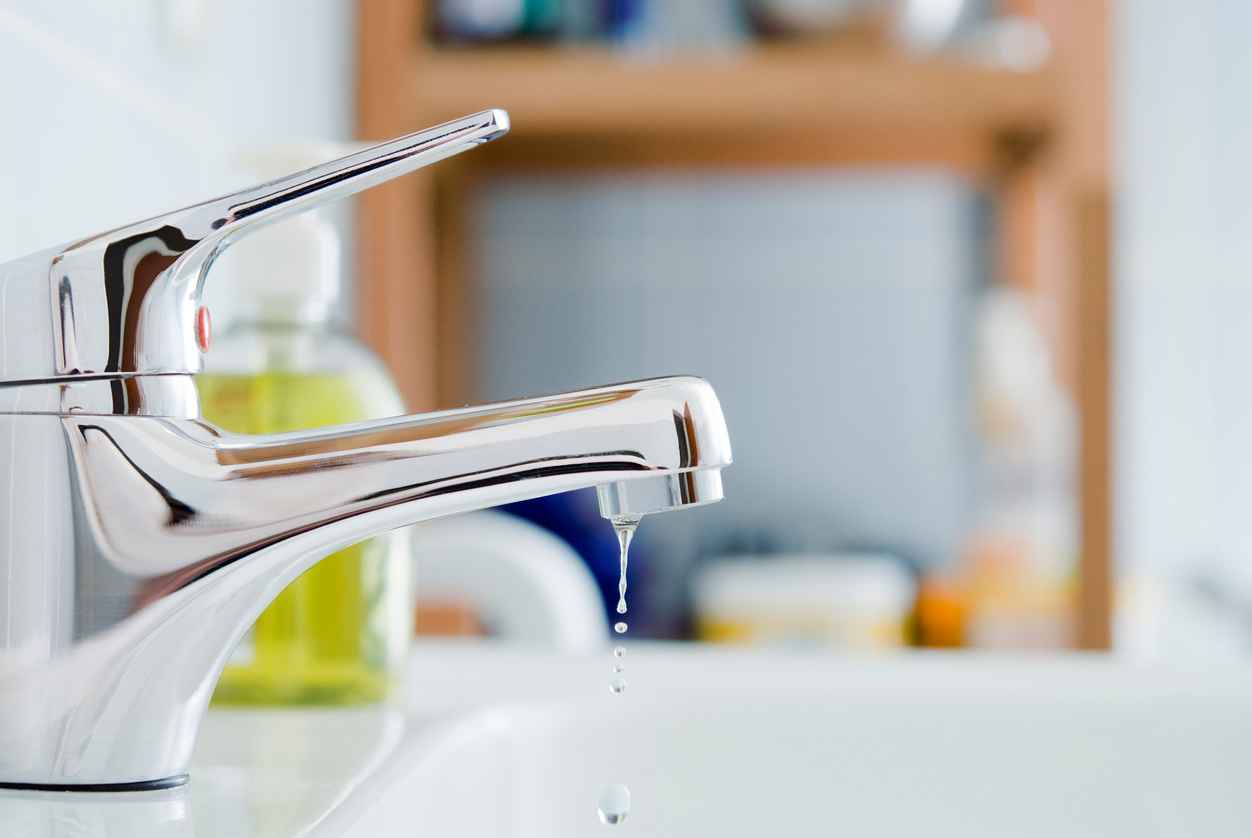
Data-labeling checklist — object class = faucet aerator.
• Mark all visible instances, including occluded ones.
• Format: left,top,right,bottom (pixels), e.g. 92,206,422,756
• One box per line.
597,469,725,520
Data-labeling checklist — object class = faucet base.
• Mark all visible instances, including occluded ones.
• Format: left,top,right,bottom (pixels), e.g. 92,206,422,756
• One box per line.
0,775,188,793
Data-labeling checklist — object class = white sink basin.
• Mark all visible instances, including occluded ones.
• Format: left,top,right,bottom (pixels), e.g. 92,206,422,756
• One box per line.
6,644,1252,836
328,645,1252,837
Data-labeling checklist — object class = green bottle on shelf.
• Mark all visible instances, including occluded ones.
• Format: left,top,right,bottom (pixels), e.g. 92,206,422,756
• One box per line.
200,151,411,705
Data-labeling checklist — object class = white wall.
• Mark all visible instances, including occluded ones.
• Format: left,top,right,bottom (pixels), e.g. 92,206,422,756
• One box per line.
1114,0,1251,587
0,1,354,262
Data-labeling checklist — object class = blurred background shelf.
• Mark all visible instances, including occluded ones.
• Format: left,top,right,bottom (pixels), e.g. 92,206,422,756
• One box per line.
413,46,1056,171
356,0,1112,651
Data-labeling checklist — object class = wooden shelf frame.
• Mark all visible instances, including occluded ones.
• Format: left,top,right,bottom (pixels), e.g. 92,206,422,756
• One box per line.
415,45,1058,137
413,45,1057,176
356,0,1111,649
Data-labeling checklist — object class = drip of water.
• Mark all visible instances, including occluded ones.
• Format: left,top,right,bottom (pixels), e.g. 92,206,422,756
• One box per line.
612,516,639,616
598,783,631,825
600,516,641,824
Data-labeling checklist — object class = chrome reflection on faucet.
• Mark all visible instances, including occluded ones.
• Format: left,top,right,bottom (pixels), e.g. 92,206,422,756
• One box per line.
0,110,732,791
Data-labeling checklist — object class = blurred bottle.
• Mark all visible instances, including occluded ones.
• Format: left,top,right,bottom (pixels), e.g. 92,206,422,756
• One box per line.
893,1,1051,72
915,575,967,648
957,287,1078,649
892,0,971,52
202,148,412,705
743,0,888,42
561,0,602,39
434,0,562,42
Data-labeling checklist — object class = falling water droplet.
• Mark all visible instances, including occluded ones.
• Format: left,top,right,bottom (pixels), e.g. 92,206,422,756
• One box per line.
598,784,631,825
612,517,638,618
601,519,640,824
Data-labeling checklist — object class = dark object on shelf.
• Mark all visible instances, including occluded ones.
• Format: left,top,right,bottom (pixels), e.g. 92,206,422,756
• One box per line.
601,0,648,42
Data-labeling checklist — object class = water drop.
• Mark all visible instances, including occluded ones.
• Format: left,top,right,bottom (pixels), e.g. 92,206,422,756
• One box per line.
600,520,639,825
611,516,638,626
598,784,631,825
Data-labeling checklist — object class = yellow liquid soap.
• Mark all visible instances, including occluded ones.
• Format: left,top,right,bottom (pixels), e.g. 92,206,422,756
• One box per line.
200,370,409,705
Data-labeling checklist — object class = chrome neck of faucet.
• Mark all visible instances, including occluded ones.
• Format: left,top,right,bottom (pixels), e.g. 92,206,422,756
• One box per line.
0,376,730,790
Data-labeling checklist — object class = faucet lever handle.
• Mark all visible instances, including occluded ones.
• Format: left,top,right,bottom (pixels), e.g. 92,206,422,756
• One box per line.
0,109,509,385
206,109,508,244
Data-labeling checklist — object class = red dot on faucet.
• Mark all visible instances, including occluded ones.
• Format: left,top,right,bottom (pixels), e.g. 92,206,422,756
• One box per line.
195,306,212,353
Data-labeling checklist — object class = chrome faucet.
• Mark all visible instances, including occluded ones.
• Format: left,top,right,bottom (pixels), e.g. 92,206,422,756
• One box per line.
0,110,731,791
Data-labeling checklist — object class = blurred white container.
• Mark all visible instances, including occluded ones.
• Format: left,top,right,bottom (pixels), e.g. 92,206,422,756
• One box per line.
693,554,916,648
959,286,1078,649
410,512,608,652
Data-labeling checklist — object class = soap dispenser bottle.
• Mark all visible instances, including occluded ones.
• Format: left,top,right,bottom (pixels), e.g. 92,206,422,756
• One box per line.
199,150,412,705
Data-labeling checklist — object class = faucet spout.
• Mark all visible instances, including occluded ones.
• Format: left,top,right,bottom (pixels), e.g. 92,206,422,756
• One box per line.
0,376,730,789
